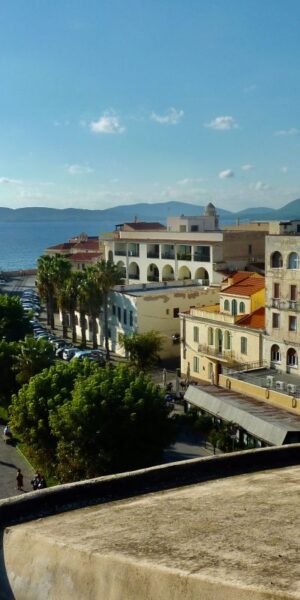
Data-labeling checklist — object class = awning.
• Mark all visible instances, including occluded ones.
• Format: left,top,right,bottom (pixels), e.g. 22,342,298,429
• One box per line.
185,385,300,446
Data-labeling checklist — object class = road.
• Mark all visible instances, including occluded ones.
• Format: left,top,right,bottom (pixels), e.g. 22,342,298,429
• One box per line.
0,432,35,499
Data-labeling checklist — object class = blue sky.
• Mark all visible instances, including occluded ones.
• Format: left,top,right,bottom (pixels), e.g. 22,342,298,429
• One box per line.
0,0,300,211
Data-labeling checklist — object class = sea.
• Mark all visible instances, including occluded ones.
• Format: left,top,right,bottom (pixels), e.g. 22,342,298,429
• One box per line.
0,221,116,271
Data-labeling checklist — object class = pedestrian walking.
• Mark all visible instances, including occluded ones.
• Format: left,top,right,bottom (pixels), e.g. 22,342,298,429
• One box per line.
16,468,24,491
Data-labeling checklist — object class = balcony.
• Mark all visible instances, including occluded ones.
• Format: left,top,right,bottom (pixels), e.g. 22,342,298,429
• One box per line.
177,253,191,261
147,251,159,259
128,250,139,258
115,248,127,256
269,299,300,311
162,252,175,260
194,253,210,262
198,344,237,362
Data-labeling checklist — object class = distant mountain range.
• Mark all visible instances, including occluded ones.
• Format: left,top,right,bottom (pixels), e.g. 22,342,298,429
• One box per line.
0,199,300,224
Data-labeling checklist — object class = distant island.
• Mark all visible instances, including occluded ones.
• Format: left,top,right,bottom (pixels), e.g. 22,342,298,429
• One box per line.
0,199,300,223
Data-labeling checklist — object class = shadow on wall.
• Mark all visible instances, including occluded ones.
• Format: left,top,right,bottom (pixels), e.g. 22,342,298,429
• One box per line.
0,529,15,599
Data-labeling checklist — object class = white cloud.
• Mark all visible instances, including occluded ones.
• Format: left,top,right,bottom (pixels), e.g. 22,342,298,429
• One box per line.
254,181,270,191
219,169,234,179
150,107,184,125
241,164,254,171
281,166,288,174
66,164,94,175
177,177,203,185
205,116,239,130
89,112,125,134
0,177,22,185
274,128,298,136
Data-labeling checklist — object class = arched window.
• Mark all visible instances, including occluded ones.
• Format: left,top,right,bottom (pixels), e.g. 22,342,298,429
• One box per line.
239,301,245,313
271,251,282,268
208,327,213,345
287,347,298,367
231,299,237,316
224,299,230,311
288,252,299,270
224,330,231,350
271,344,280,363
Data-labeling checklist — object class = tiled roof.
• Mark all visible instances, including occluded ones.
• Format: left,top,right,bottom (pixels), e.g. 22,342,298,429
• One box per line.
119,222,166,231
237,307,265,330
68,252,101,262
47,242,75,250
74,240,99,250
222,271,256,286
222,275,265,297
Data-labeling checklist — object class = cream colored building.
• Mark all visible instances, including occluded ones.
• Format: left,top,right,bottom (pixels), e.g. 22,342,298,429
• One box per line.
74,281,220,359
264,232,300,375
102,204,267,286
181,273,265,384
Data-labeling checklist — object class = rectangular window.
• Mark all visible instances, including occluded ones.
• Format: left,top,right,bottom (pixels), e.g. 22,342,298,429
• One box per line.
272,313,280,328
166,309,170,315
290,285,297,301
191,225,199,232
289,316,297,331
129,311,133,326
248,244,252,255
241,337,247,354
273,283,280,299
193,356,199,373
180,225,187,232
173,308,179,318
117,306,121,322
193,326,199,343
112,304,116,316
123,309,127,325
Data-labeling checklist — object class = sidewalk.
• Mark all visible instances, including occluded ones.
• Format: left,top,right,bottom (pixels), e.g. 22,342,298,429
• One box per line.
0,434,34,499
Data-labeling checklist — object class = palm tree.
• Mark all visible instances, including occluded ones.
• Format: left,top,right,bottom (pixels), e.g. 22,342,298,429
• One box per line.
52,257,72,338
36,255,56,328
65,271,83,344
94,260,124,360
84,266,103,349
14,335,55,385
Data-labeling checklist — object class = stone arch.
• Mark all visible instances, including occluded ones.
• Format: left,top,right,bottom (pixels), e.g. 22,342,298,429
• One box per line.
117,260,126,278
147,263,159,282
287,347,298,367
287,252,299,269
128,262,140,280
271,344,280,363
194,267,209,284
178,266,191,280
270,251,282,268
162,264,174,281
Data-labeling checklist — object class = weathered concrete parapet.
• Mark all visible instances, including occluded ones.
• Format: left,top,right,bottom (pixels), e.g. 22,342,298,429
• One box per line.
1,444,300,528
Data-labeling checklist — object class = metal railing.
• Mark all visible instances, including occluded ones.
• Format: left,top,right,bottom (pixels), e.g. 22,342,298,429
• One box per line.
224,360,268,374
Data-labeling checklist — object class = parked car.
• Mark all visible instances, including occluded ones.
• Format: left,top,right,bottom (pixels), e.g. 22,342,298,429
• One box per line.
62,347,79,361
72,349,106,365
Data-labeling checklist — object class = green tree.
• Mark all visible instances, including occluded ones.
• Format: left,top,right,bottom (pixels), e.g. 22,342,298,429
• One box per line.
52,256,72,338
120,330,163,370
14,335,55,385
0,339,19,407
50,364,173,481
65,271,83,343
10,361,174,482
93,260,124,359
36,255,56,328
84,266,103,349
0,294,31,341
10,359,96,470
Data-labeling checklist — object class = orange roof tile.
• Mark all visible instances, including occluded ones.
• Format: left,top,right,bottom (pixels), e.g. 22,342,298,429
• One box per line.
69,252,101,262
237,307,265,330
222,275,265,297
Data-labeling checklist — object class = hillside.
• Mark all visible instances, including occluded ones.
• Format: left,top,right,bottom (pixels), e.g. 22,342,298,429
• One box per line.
0,198,300,223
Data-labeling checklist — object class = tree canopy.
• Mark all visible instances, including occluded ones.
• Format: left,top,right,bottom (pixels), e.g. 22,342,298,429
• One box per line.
0,294,31,341
10,361,174,482
120,330,163,370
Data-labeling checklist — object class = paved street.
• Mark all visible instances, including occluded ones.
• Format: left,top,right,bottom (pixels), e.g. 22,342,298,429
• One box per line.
0,432,34,499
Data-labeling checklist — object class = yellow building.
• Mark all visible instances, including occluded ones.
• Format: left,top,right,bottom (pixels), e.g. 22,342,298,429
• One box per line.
180,273,265,384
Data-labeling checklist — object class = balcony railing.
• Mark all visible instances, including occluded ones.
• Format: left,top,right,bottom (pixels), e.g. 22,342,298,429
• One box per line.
198,344,237,361
147,252,159,259
161,252,175,259
115,249,127,256
147,275,159,282
177,253,191,261
194,253,210,262
268,299,300,312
